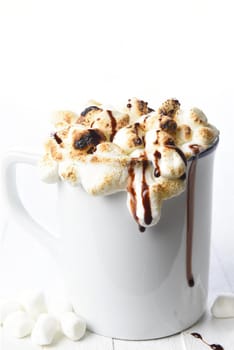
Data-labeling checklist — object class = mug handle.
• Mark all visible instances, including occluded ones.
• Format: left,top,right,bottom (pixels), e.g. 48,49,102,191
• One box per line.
2,151,58,257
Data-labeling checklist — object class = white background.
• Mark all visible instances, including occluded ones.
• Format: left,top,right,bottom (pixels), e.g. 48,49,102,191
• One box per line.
0,0,233,328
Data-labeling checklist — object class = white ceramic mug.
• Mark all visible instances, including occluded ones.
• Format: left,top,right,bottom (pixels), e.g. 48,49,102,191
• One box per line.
2,138,219,340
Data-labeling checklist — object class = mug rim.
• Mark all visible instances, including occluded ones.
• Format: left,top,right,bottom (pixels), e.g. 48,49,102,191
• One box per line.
189,136,219,161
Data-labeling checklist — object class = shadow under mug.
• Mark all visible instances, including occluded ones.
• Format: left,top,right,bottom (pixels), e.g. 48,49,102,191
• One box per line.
2,138,219,340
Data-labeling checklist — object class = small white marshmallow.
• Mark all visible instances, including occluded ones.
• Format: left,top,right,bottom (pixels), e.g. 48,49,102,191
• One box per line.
31,313,59,346
60,311,86,341
3,310,34,338
211,294,234,318
19,290,47,319
0,299,22,325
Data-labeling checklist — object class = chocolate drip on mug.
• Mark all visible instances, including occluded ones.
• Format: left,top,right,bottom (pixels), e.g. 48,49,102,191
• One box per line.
186,156,198,287
186,145,200,287
191,332,224,350
127,157,153,232
141,159,153,226
127,161,139,225
107,110,117,142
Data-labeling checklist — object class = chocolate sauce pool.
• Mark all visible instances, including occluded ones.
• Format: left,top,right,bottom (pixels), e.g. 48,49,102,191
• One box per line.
191,332,224,350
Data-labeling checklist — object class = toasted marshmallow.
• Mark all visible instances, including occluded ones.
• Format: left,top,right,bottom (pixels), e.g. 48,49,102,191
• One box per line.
113,122,145,154
58,160,80,185
125,97,154,122
176,124,193,145
158,147,186,179
77,105,103,126
78,143,129,196
38,157,60,184
193,125,219,146
176,108,207,129
90,110,129,141
158,98,181,118
68,126,106,158
51,111,78,129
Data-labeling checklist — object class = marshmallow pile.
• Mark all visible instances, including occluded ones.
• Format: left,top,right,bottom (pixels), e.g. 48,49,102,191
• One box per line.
0,291,86,345
39,97,219,229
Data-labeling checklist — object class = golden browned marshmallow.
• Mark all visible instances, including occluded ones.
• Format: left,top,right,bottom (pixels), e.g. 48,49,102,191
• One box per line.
156,130,176,146
58,160,80,185
142,112,160,131
113,122,145,154
158,99,181,118
38,156,60,184
78,143,129,195
159,116,177,134
77,106,103,126
69,128,106,158
153,177,185,200
193,125,218,145
52,128,70,147
90,110,130,141
51,111,78,129
159,147,186,178
176,124,192,145
44,138,63,161
189,107,208,125
125,97,154,122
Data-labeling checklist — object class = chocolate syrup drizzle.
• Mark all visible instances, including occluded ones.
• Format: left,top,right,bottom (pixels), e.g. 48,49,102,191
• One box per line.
141,159,153,226
107,110,117,142
127,156,153,232
191,332,224,350
127,160,139,226
153,150,161,177
186,145,200,287
52,132,63,144
133,122,144,146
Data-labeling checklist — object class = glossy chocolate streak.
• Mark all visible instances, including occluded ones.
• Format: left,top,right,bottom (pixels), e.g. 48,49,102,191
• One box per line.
80,105,102,116
186,154,198,287
153,150,161,177
175,146,187,165
141,159,152,225
127,161,139,225
166,144,187,165
191,332,224,350
52,132,63,144
133,122,144,146
189,144,201,154
107,110,117,142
